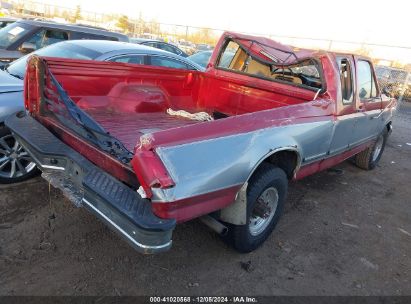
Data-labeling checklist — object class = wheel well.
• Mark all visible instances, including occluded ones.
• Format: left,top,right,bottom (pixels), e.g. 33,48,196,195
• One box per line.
262,150,299,180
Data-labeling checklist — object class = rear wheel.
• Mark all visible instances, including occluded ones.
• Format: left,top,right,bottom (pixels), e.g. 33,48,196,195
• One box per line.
355,129,388,170
0,125,38,184
225,163,288,253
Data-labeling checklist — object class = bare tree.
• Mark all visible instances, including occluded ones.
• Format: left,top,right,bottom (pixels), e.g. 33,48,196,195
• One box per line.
73,5,81,22
116,15,130,33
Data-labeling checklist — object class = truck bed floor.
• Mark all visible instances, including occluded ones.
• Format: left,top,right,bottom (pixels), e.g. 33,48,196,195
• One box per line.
84,109,201,152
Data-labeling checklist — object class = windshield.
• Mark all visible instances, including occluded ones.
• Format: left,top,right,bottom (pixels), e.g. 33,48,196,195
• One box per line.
0,22,31,49
6,41,103,79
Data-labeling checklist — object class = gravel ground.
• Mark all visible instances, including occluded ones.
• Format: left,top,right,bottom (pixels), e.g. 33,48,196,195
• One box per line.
1,103,410,296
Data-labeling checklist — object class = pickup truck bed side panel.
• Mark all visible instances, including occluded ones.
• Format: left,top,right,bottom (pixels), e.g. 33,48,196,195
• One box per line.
153,119,334,203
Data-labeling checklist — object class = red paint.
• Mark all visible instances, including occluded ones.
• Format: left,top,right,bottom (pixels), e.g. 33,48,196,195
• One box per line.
39,116,140,188
152,185,241,222
131,149,174,192
295,141,373,180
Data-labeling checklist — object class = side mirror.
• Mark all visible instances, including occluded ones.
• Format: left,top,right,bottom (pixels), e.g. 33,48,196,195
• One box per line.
19,42,36,54
359,88,367,99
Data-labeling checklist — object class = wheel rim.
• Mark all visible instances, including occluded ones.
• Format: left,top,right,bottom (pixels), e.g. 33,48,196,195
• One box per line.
0,134,36,179
372,135,384,162
249,187,279,236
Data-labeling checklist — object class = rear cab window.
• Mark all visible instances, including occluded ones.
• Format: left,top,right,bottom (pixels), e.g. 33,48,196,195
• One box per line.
216,39,324,92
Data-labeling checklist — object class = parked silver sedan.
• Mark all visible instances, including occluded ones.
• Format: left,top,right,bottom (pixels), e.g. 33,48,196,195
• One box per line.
0,40,203,183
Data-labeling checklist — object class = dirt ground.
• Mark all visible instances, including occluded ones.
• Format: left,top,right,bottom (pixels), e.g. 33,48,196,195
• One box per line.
1,103,410,296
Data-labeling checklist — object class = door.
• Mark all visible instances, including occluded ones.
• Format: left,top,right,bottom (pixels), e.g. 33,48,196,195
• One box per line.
329,56,357,155
350,58,382,147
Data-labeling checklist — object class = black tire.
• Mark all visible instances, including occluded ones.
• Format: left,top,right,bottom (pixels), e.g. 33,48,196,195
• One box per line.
0,125,39,184
355,129,388,170
224,163,288,253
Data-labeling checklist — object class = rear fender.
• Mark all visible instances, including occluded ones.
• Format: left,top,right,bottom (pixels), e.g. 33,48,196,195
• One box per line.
151,127,310,222
220,146,301,225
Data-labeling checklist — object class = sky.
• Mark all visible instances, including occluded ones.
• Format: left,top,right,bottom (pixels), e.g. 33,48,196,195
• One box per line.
33,0,411,62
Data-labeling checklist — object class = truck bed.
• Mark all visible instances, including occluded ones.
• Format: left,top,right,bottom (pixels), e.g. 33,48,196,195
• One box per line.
23,55,323,191
83,109,201,152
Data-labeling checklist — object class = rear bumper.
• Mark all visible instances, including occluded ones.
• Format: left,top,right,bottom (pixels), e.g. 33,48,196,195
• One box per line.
5,113,175,254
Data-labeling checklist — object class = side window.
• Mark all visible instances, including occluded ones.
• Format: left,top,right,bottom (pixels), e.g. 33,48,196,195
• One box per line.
157,43,179,55
143,41,158,48
338,58,353,104
109,55,145,65
149,56,188,69
26,29,68,49
357,60,378,100
76,33,117,41
25,30,43,49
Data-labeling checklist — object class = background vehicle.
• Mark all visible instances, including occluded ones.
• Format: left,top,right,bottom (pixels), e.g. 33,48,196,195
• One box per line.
0,40,203,183
0,17,16,29
0,20,129,65
188,50,235,68
177,40,195,55
187,50,212,67
375,65,410,100
6,32,395,254
130,38,189,57
195,43,213,52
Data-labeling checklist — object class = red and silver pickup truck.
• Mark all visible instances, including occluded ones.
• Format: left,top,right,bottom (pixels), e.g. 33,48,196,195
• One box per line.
6,32,395,254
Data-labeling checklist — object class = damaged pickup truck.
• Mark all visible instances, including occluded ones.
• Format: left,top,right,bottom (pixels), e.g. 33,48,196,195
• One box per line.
6,32,395,253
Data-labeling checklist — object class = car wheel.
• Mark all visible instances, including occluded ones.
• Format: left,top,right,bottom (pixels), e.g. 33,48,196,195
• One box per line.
0,125,38,184
355,129,388,170
225,163,288,253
